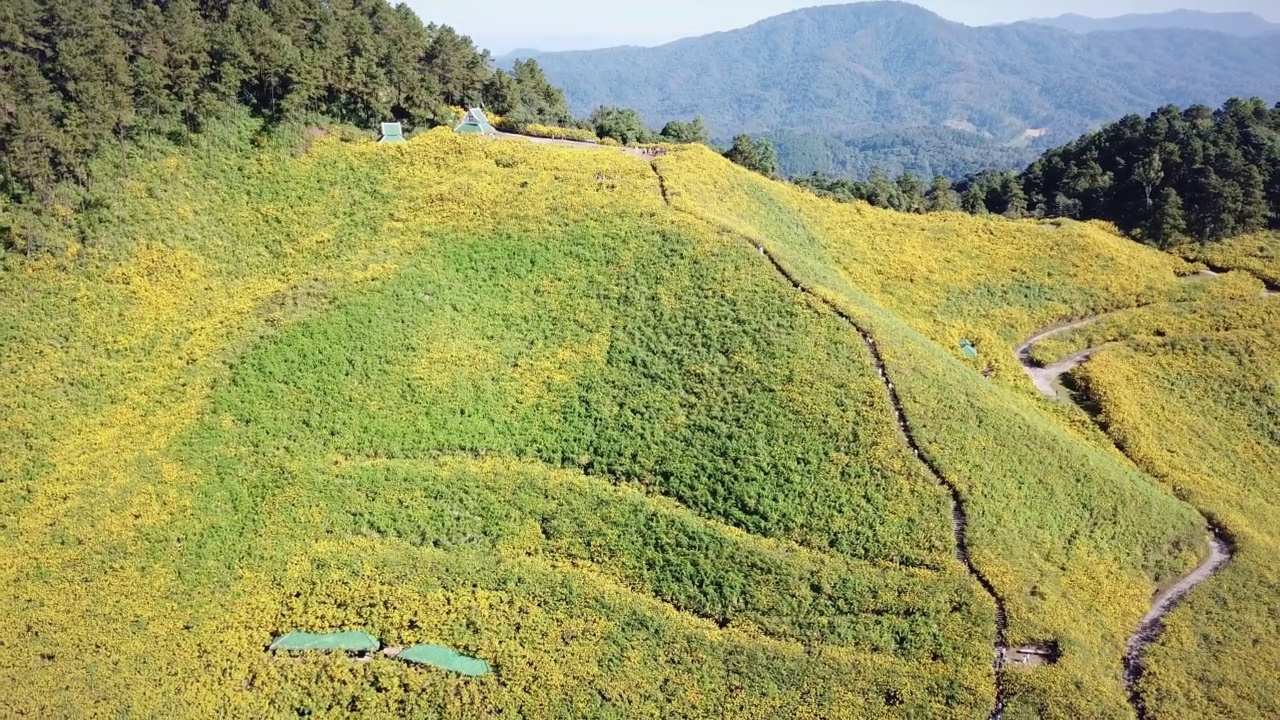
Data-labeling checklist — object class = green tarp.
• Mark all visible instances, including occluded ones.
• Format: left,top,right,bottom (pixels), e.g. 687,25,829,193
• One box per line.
959,339,979,358
397,644,490,676
269,631,380,653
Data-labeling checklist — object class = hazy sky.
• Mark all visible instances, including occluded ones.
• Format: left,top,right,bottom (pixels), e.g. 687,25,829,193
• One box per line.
407,0,1279,54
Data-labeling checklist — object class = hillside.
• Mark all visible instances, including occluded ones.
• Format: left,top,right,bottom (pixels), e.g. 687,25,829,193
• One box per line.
2,116,1278,718
1026,9,1280,36
503,2,1280,178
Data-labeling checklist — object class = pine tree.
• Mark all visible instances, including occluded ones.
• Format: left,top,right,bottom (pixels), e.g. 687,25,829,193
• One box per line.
591,106,649,145
925,176,960,212
659,117,710,145
510,59,572,126
723,135,778,178
163,0,212,130
1146,187,1186,248
961,185,988,215
424,25,489,108
895,173,926,213
47,0,135,181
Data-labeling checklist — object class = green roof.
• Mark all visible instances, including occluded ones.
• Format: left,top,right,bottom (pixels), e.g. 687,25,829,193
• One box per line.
454,108,495,135
397,644,490,676
379,122,405,143
269,631,380,653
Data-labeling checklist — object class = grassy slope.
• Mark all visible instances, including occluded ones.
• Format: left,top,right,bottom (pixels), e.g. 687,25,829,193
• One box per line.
0,128,1260,718
0,129,988,717
655,146,1214,718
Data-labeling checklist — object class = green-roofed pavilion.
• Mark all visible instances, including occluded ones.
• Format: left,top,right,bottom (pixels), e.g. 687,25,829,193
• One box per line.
454,108,496,135
379,122,405,143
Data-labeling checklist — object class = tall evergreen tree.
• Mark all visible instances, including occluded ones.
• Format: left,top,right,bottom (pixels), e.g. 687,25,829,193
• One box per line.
895,172,926,213
424,25,488,108
724,134,778,177
1146,187,1187,248
925,175,960,212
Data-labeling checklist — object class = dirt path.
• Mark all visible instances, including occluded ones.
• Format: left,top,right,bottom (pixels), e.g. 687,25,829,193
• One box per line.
1017,312,1235,719
495,131,653,157
1014,317,1104,400
765,249,1010,718
1013,267,1274,401
1123,532,1232,712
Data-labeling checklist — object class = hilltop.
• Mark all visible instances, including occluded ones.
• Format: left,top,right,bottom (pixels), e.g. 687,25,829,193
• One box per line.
1026,9,1280,36
1,118,1278,718
502,2,1280,178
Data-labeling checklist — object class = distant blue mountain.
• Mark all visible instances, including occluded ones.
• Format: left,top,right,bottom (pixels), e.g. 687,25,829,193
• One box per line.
1025,9,1280,36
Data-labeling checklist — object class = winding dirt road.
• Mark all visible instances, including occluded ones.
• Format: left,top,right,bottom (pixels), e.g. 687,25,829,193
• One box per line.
1016,312,1235,719
1015,318,1104,399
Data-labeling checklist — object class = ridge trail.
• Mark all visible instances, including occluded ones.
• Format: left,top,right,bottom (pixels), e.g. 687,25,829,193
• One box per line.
752,241,1010,719
647,162,1008,717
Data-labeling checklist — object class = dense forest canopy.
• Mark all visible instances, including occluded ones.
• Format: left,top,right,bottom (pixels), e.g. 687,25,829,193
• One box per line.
1023,98,1280,246
0,0,572,251
784,99,1280,248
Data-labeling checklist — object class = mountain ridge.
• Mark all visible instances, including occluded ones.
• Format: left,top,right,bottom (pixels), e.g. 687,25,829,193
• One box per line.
501,2,1280,178
1025,9,1280,36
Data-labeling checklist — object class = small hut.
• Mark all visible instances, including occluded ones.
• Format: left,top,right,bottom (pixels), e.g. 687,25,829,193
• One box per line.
378,122,405,143
454,108,496,135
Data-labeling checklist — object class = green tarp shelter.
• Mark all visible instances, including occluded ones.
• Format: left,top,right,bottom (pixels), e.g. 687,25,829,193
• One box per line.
379,122,405,143
397,644,490,676
959,339,979,358
269,631,380,653
454,108,496,135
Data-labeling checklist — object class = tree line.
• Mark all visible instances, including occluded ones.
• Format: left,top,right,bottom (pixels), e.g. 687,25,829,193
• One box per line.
0,0,731,255
777,99,1280,247
0,0,575,252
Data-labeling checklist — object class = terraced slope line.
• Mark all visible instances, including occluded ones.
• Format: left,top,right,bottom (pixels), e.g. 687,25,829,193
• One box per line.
1016,318,1235,719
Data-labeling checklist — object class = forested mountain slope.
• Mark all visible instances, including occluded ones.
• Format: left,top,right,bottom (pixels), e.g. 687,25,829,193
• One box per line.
505,2,1280,178
815,99,1280,249
1,117,1276,718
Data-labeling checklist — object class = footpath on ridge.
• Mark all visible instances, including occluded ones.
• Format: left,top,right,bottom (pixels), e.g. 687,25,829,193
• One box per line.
645,161,1010,719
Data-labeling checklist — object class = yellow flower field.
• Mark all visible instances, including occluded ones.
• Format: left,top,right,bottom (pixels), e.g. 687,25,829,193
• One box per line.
0,127,1273,718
